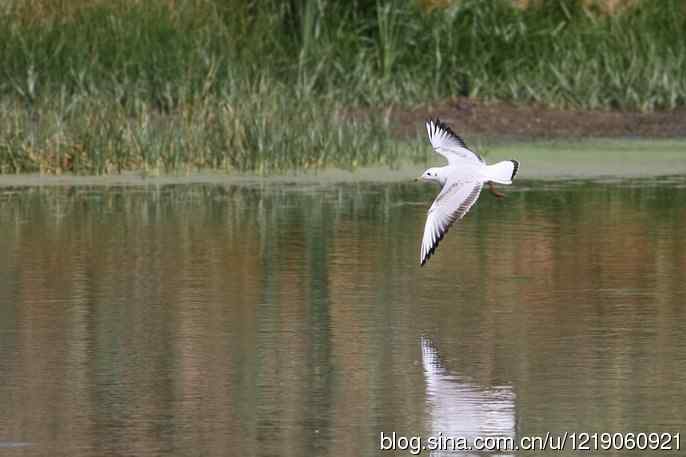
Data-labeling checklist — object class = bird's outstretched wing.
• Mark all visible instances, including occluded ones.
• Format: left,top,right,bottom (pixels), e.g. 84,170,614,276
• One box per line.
426,118,484,165
420,178,482,266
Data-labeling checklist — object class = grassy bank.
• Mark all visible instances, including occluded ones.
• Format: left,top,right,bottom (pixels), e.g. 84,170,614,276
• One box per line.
2,138,686,186
0,0,685,174
0,87,407,174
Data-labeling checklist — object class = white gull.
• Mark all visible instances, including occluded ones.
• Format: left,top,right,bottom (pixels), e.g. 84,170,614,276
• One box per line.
417,118,520,266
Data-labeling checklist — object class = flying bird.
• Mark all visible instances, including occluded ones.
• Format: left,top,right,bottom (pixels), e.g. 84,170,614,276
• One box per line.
417,119,519,266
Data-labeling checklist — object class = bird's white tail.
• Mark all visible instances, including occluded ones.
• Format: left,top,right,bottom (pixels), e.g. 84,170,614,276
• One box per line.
484,160,519,184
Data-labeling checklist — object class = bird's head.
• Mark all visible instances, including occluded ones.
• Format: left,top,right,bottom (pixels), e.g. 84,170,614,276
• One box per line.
416,167,444,185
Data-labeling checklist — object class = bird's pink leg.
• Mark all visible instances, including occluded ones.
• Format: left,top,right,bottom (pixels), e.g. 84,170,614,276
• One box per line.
488,182,505,199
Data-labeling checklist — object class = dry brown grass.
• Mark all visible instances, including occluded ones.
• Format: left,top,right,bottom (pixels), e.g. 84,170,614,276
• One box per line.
0,0,655,25
1,0,208,25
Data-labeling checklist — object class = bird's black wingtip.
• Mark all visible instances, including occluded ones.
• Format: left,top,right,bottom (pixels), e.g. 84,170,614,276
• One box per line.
510,160,520,180
427,118,467,148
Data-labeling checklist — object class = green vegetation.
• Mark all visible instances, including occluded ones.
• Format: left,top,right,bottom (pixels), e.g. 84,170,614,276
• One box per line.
485,138,686,178
0,0,684,174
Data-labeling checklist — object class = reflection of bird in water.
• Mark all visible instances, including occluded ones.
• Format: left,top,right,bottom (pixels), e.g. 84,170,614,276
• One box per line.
421,336,515,456
416,119,520,266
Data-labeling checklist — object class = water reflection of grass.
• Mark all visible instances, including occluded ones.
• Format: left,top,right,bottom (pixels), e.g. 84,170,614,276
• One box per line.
0,1,685,174
2,181,686,452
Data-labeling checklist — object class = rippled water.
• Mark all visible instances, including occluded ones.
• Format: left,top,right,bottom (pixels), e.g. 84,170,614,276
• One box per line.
1,178,685,456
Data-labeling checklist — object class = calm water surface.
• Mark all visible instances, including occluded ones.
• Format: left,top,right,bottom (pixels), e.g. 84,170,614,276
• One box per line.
0,178,685,457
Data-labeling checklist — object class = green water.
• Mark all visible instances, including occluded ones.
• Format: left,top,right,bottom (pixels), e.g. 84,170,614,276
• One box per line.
0,178,685,456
